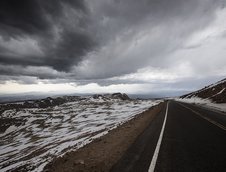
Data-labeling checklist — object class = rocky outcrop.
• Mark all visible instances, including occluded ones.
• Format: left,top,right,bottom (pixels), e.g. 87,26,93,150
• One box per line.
111,93,130,100
92,93,130,101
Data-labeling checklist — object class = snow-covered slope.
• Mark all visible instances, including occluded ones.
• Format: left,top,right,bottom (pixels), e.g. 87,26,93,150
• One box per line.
177,78,226,112
181,78,226,103
0,93,161,172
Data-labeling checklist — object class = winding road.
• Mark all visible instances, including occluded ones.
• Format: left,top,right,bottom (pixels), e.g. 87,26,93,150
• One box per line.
111,101,226,172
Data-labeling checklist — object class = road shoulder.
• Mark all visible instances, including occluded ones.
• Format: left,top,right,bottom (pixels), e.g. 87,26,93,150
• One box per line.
44,102,164,172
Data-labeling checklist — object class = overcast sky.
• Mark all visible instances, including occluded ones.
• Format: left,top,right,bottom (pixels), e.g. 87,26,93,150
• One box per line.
0,0,226,97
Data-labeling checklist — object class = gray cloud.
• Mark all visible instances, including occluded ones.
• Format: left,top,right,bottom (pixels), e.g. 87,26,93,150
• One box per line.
72,0,224,79
0,0,226,95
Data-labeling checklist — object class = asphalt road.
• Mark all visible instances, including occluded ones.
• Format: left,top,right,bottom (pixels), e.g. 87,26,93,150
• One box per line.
111,101,226,172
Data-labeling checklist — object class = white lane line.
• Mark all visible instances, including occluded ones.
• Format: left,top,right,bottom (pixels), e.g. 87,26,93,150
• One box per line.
148,102,169,172
178,102,226,131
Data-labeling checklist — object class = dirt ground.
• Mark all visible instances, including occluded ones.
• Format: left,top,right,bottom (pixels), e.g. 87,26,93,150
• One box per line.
44,102,164,172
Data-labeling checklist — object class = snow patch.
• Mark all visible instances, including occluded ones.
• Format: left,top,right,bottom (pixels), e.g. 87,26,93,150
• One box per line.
175,97,226,113
0,97,162,172
0,125,18,137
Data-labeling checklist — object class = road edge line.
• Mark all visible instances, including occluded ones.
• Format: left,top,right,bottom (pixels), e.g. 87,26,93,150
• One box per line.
177,102,226,131
148,101,169,172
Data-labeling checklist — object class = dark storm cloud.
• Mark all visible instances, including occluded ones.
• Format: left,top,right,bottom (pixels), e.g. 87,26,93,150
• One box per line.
45,30,95,71
0,0,49,36
0,0,86,37
0,54,44,67
0,0,94,72
0,0,225,88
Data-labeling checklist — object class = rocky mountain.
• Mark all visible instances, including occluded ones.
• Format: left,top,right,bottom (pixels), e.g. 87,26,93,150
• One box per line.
181,78,226,103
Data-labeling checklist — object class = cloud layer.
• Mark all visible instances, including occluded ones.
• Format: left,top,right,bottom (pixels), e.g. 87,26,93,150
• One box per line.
0,0,226,95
